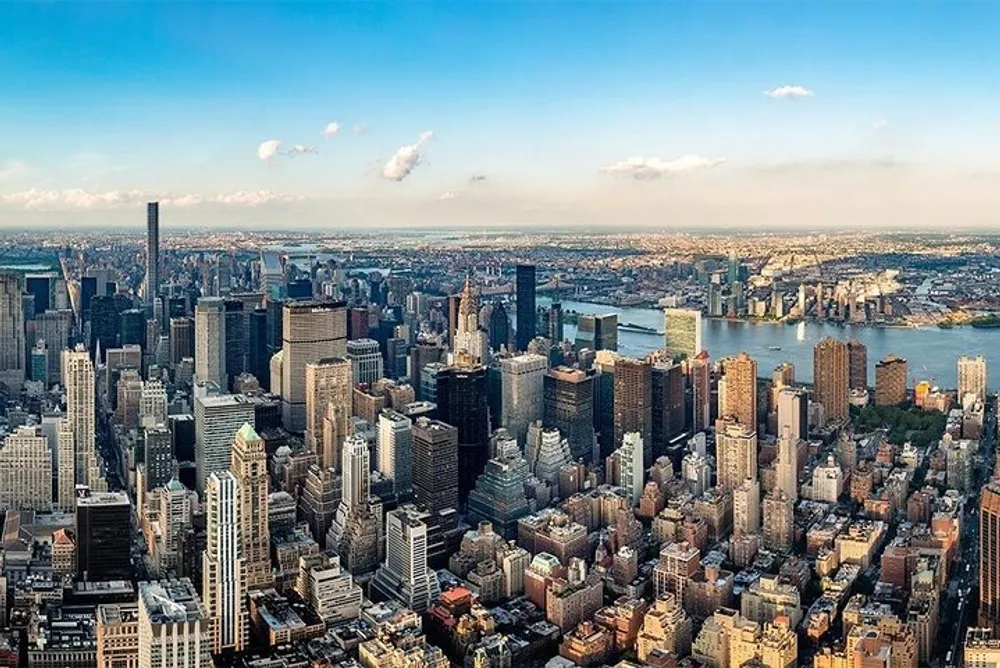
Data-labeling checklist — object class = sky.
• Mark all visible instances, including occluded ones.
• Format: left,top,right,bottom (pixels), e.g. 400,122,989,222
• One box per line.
2,2,1000,230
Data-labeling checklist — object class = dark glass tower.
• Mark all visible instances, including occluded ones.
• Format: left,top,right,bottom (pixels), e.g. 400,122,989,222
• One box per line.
120,308,147,350
90,294,132,361
436,365,490,502
544,366,595,462
146,201,159,305
515,264,536,351
248,308,269,390
224,299,248,388
488,300,510,352
76,491,132,581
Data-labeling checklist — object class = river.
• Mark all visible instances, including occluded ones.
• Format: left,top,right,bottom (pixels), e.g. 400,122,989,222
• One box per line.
539,298,1000,390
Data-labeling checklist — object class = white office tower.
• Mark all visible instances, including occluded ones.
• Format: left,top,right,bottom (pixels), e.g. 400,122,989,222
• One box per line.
138,579,213,668
280,301,348,432
500,353,548,444
62,346,104,492
56,419,75,510
346,338,384,385
733,477,761,537
194,394,254,494
0,426,52,511
0,272,25,389
140,380,168,426
295,553,363,625
202,471,246,653
525,422,571,483
328,434,370,547
304,357,352,470
776,431,799,501
377,410,413,499
452,277,489,364
776,387,809,442
370,506,441,613
194,297,226,387
682,451,710,496
958,354,987,406
617,432,645,505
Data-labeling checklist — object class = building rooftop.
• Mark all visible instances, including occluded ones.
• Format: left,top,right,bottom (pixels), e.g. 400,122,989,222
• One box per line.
139,579,207,624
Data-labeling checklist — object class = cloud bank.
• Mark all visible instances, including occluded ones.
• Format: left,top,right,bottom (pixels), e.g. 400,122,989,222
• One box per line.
765,85,814,99
602,155,727,179
0,188,303,211
381,131,434,181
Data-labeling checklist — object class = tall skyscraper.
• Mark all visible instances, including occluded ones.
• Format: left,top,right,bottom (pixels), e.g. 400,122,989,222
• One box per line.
436,365,490,500
76,491,132,581
719,352,758,430
280,301,348,432
874,354,908,406
715,418,758,490
488,300,511,352
651,362,686,456
143,425,175,492
412,418,459,513
194,394,254,493
575,313,618,352
370,507,441,613
544,366,595,463
231,423,272,590
56,419,75,510
847,338,868,390
346,338,384,385
690,351,711,433
62,346,102,491
959,354,988,405
341,434,370,512
202,470,246,653
982,484,1000,634
145,201,159,305
617,432,645,505
733,477,761,537
776,387,808,442
137,579,212,668
304,357,352,470
169,316,194,365
0,272,25,389
515,264,537,351
775,432,798,501
500,353,548,444
0,426,52,511
813,337,850,425
377,410,413,499
663,308,702,361
224,300,248,388
613,357,653,466
194,298,227,387
453,277,489,363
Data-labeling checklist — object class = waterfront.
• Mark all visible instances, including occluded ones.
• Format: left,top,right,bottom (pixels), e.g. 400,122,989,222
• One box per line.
540,298,1000,390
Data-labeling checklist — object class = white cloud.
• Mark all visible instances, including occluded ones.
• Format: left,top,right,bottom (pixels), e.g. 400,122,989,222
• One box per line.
873,118,888,131
287,144,318,157
438,191,457,201
258,140,282,162
0,188,303,211
764,85,814,99
322,122,341,139
602,155,727,180
381,131,434,181
353,123,367,135
0,160,29,181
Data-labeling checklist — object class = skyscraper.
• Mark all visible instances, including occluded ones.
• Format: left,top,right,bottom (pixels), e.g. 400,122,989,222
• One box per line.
959,354,988,405
377,410,413,500
202,470,246,653
76,491,132,581
982,484,1000,634
690,351,711,433
617,432,645,505
715,418,758,490
847,338,868,390
453,277,489,364
63,346,102,491
544,366,595,463
280,301,348,432
500,353,548,444
145,202,159,305
0,426,52,511
575,313,618,352
613,357,653,466
169,316,194,365
874,354,908,406
775,432,798,501
137,579,212,668
515,264,537,351
412,418,459,513
194,298,227,387
488,300,511,352
231,423,272,590
663,308,702,361
0,272,25,389
436,365,490,500
370,507,441,613
346,338,384,385
813,337,850,425
651,362,686,456
719,352,758,431
304,357,352,470
224,299,248,388
194,394,254,493
776,387,808,442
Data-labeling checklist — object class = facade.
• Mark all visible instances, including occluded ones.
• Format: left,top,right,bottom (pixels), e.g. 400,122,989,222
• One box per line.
637,593,693,662
138,579,212,668
958,354,987,405
874,354,908,406
371,507,441,613
346,338,384,385
720,352,758,430
63,346,102,491
202,470,246,653
194,393,255,493
377,410,413,499
613,357,652,465
435,364,490,500
663,308,702,361
762,491,794,552
814,337,850,425
452,278,489,363
295,553,363,624
96,602,139,668
143,425,174,492
981,483,1000,633
574,313,618,352
467,440,532,540
194,297,227,387
544,366,595,463
231,423,272,590
617,432,645,505
77,491,132,581
280,300,348,432
776,387,808,442
847,338,868,390
0,426,52,510
304,357,352,470
515,264,537,351
733,478,761,537
0,272,25,389
500,353,548,444
775,432,799,501
715,418,758,490
145,201,159,303
412,418,459,513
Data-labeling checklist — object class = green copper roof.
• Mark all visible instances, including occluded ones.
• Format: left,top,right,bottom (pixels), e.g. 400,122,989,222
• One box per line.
237,422,261,441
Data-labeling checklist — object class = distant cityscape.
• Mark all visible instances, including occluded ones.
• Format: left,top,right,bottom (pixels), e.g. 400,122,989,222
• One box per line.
0,209,998,666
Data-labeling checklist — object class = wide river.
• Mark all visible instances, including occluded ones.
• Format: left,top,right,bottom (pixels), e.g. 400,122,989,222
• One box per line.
539,298,1000,390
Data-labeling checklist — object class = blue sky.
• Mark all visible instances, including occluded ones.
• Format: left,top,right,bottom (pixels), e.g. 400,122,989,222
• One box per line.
2,2,1000,228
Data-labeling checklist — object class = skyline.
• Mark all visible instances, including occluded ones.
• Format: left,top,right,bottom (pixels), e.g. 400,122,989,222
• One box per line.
3,3,1000,228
